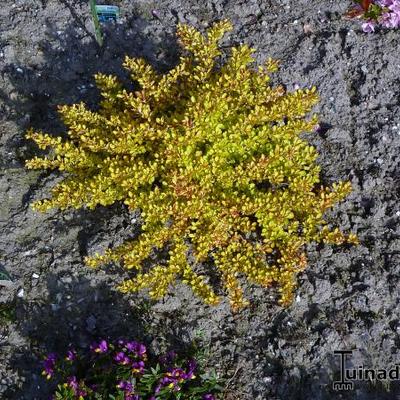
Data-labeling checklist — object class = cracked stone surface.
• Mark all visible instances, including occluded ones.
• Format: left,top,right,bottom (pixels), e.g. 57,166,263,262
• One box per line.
1,0,400,399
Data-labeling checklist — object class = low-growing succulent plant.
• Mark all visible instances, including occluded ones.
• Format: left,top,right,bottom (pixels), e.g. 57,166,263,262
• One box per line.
42,339,221,399
26,20,357,310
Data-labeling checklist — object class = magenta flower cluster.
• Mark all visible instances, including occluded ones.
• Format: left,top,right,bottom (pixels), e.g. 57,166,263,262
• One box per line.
361,0,400,32
42,339,219,400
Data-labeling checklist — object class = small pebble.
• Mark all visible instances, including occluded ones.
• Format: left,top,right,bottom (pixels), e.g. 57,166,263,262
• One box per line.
151,10,161,20
303,24,313,34
16,67,23,73
17,288,24,298
32,273,39,279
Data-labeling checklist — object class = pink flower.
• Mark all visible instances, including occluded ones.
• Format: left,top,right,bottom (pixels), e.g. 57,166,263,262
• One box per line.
389,12,400,26
379,11,392,26
377,0,394,6
359,0,400,30
362,20,376,32
388,2,400,13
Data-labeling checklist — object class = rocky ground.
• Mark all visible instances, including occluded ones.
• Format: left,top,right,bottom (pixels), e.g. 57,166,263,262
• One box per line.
1,0,400,399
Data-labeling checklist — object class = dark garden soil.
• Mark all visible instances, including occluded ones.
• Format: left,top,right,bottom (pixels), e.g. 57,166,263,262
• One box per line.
1,0,400,399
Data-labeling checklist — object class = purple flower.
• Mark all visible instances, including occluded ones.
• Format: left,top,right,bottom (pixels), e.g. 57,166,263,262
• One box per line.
77,388,87,398
117,381,138,400
202,395,215,400
362,20,376,32
168,367,185,380
154,384,162,394
154,359,198,395
125,341,139,352
171,360,196,380
66,349,77,362
67,376,87,397
67,376,79,391
114,351,130,365
132,360,145,374
185,359,197,379
117,380,134,392
125,341,147,358
157,369,184,392
91,340,108,353
42,353,57,380
159,351,177,365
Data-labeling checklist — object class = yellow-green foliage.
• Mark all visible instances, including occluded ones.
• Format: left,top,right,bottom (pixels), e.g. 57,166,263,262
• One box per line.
26,21,357,310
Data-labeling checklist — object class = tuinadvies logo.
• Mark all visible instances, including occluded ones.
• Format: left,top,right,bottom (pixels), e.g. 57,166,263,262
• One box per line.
333,350,400,391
